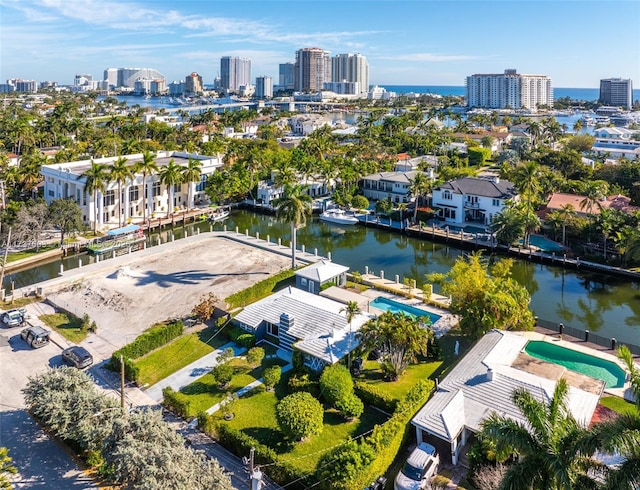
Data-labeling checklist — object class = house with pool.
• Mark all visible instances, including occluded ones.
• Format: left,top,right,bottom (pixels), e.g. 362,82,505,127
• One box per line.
411,329,626,466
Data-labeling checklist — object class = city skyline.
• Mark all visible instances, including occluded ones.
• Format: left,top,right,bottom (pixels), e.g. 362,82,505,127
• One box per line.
1,0,639,88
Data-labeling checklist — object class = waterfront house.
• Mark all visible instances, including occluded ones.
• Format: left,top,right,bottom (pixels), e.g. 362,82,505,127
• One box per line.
41,151,222,230
233,285,373,371
361,170,425,204
431,176,517,226
411,330,600,465
540,192,639,219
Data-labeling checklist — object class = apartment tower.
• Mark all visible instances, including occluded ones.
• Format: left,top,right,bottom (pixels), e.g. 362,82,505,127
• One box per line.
294,48,331,92
331,53,369,94
220,56,252,93
466,69,553,110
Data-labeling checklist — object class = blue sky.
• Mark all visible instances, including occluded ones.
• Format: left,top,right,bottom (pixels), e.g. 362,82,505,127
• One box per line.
1,0,639,88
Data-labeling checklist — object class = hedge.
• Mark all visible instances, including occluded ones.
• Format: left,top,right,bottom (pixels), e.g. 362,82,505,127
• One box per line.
107,321,184,382
226,325,256,348
162,387,192,418
225,269,295,309
354,381,397,414
202,418,309,486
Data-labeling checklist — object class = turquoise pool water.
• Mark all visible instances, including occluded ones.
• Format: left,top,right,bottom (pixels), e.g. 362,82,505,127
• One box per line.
370,297,441,324
525,341,626,388
521,235,565,252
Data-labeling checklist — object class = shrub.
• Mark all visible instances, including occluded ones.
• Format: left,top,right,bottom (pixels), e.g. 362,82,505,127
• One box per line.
276,392,324,441
288,373,320,398
351,195,369,212
246,347,265,367
236,333,256,349
354,381,397,413
162,387,192,418
212,363,234,388
263,365,281,391
192,292,219,323
292,348,307,373
319,364,353,407
336,393,364,419
316,440,376,489
225,269,295,309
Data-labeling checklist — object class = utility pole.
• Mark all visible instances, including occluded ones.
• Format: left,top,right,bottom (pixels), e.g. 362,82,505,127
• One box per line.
120,354,126,414
248,447,254,490
0,227,11,300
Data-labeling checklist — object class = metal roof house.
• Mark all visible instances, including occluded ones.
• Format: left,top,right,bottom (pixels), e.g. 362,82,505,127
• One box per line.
294,260,349,294
233,286,373,371
411,330,600,465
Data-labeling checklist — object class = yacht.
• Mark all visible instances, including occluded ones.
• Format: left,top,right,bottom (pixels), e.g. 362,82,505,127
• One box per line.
319,209,359,225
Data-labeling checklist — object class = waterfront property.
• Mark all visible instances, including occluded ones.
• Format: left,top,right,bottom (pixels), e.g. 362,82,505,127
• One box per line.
233,285,374,371
525,340,626,388
369,296,442,324
361,170,424,204
431,176,518,226
411,330,601,465
41,150,222,230
294,259,348,294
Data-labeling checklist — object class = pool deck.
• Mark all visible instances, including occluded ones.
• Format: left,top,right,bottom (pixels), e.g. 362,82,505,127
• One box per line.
518,331,635,400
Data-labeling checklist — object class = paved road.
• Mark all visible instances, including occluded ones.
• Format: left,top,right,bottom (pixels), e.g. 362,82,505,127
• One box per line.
0,326,96,489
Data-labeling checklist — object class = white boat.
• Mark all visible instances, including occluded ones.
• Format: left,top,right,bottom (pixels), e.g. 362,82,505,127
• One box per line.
208,208,230,222
319,209,359,226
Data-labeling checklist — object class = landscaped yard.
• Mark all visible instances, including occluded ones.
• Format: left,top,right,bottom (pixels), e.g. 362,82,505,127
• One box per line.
600,395,638,416
177,355,287,417
7,244,59,263
39,311,88,343
134,326,229,387
214,370,389,474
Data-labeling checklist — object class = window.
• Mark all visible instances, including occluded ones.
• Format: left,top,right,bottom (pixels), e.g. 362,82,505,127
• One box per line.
129,186,139,201
48,190,54,197
196,174,207,192
103,190,115,206
443,190,452,200
492,199,500,206
267,323,279,337
300,278,307,286
152,182,161,197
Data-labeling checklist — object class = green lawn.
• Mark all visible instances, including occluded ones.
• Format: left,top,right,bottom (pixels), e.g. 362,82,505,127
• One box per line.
7,244,59,263
217,373,388,473
135,327,228,387
357,329,473,402
39,312,87,343
600,396,638,416
178,356,287,417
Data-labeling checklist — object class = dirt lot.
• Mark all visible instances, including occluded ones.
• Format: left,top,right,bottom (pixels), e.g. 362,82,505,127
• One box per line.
47,237,290,356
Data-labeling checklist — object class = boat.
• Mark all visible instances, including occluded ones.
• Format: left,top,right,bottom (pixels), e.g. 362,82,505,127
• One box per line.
319,209,359,225
208,208,230,222
87,225,145,255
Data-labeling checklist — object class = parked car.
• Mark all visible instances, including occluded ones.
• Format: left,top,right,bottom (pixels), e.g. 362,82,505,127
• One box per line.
61,346,93,369
2,308,26,327
20,325,51,349
394,442,440,490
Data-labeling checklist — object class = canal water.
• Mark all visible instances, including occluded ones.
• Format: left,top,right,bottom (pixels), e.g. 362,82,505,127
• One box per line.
4,210,640,346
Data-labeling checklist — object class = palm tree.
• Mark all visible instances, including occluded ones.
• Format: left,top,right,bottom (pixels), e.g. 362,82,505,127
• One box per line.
514,161,541,248
158,158,183,218
410,172,431,223
109,156,133,227
557,203,576,247
340,300,361,371
134,150,158,225
271,183,312,269
181,157,203,210
81,161,108,234
481,378,601,490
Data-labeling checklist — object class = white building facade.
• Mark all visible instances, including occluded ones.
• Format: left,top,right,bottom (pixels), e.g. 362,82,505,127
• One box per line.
42,151,222,230
220,56,252,93
331,53,369,95
466,69,553,110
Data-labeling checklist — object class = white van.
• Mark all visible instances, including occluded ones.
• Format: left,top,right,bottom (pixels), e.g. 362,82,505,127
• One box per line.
394,442,440,490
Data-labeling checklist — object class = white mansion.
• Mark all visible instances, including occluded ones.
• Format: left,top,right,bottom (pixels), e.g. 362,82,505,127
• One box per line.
42,151,222,230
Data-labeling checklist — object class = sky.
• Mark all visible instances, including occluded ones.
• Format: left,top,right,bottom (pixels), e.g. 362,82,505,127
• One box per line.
1,0,639,88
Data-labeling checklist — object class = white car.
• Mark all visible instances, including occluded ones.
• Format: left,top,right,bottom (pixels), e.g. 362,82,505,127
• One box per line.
394,442,440,490
2,308,26,327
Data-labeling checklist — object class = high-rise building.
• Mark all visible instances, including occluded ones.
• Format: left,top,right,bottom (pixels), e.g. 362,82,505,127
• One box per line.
294,48,331,92
599,78,633,109
331,53,369,94
7,79,38,93
279,62,295,90
255,76,273,99
103,68,165,89
466,69,552,110
185,72,203,95
220,56,251,93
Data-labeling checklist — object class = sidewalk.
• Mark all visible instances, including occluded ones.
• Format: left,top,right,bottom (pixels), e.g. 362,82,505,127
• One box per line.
145,342,246,401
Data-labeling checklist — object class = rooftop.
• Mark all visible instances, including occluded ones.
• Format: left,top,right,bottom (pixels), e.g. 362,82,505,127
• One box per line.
294,259,349,283
435,177,517,199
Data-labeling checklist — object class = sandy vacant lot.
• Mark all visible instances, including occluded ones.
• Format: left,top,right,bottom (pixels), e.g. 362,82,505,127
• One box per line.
48,237,290,355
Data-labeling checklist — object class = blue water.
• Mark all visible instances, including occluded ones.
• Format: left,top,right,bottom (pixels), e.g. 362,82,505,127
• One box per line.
369,296,441,324
525,341,626,389
521,235,565,253
376,85,640,102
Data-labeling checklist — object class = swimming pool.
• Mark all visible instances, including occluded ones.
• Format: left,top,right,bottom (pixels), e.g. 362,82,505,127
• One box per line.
522,235,565,253
369,296,441,324
525,341,626,388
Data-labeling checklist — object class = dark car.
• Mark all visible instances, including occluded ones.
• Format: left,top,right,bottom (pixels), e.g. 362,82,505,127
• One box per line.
20,325,51,348
61,346,93,369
